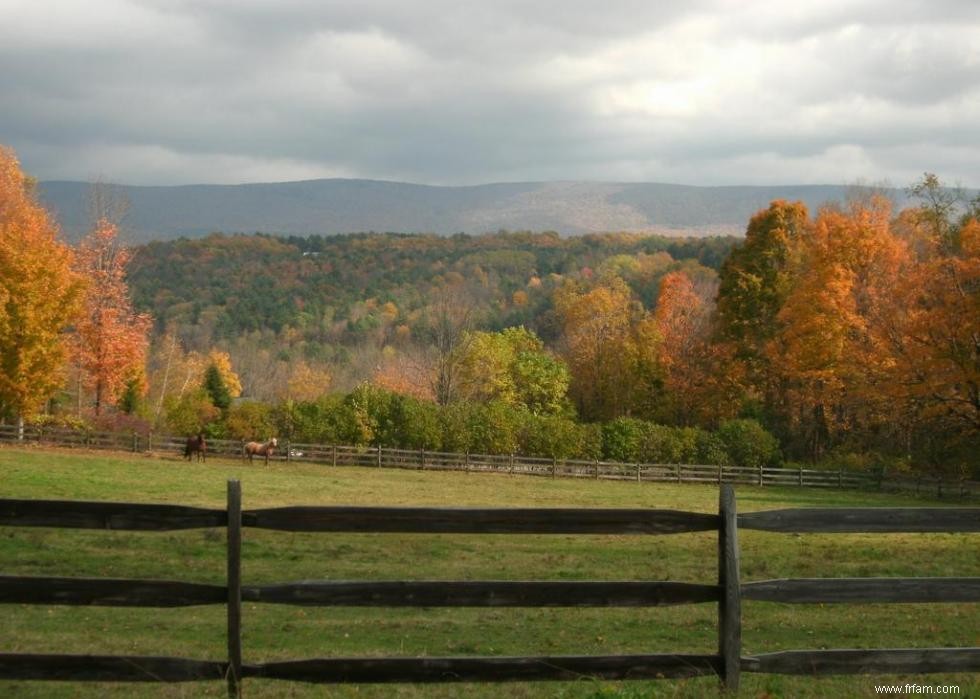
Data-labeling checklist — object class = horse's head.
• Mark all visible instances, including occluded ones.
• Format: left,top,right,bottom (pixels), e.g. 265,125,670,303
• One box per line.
270,437,278,447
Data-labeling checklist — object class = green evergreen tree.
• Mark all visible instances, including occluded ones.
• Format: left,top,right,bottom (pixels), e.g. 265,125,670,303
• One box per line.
203,363,232,410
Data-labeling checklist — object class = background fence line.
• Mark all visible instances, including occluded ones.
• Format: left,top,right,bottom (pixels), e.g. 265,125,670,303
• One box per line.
0,423,976,499
1,484,979,694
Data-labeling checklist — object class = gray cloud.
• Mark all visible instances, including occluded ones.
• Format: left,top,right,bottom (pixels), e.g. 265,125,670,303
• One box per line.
1,0,977,187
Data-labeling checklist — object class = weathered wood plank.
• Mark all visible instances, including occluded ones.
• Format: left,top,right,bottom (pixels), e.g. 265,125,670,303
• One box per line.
0,575,225,607
226,479,243,698
743,648,980,675
242,580,720,607
0,653,228,682
244,654,722,683
718,484,741,692
738,508,980,533
742,577,980,604
242,507,718,534
0,498,226,531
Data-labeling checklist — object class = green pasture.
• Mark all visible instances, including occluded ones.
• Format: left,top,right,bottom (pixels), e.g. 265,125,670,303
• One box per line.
0,445,978,698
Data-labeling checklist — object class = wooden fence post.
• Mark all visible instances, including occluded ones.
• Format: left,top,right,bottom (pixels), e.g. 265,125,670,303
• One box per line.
226,480,243,698
332,445,337,467
838,468,843,488
718,483,741,692
798,466,804,486
420,448,426,470
636,463,641,483
377,445,382,468
758,463,763,487
132,431,138,453
676,463,682,483
509,453,515,474
594,459,599,480
553,457,558,479
464,451,470,473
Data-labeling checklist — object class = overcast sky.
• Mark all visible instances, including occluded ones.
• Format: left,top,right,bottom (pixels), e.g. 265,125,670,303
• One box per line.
1,0,978,187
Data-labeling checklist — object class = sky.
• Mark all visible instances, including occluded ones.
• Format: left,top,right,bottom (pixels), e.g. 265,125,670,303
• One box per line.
1,0,978,187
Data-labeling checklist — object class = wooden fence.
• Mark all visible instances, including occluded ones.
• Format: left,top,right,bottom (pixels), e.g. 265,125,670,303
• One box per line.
1,484,978,694
1,423,977,499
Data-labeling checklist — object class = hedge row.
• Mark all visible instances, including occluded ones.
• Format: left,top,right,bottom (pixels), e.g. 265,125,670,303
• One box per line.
209,386,782,467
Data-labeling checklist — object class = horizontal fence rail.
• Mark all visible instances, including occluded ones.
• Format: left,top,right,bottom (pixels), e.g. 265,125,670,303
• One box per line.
241,654,725,684
0,484,978,695
243,506,718,534
1,423,976,499
743,648,980,676
742,577,980,604
241,580,721,608
738,507,980,533
0,576,226,607
0,499,227,530
0,654,228,682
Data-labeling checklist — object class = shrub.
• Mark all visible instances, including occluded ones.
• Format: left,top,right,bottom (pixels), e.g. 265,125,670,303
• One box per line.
519,413,589,460
224,401,274,441
390,395,441,450
601,418,647,462
577,423,604,460
716,418,781,469
26,413,90,431
165,389,221,436
636,424,689,463
695,429,731,466
287,395,352,444
468,401,521,455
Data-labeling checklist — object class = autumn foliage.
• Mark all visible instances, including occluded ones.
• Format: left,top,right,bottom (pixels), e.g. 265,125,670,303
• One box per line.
0,147,84,421
1,141,975,477
73,218,152,415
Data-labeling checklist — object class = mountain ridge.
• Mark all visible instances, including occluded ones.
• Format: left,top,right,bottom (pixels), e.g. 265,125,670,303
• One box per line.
37,178,914,243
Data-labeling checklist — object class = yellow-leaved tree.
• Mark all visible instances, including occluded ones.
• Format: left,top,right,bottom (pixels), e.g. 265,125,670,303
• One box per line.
554,277,642,421
0,146,85,428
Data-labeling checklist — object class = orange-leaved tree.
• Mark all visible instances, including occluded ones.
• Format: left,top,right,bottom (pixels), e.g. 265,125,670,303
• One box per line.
73,218,151,415
652,271,741,426
768,196,911,459
889,210,980,468
0,147,85,425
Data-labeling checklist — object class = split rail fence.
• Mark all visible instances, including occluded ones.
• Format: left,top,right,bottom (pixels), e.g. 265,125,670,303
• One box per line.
1,483,979,695
1,424,976,499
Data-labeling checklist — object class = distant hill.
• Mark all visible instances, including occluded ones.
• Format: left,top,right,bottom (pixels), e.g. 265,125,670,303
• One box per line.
37,178,915,243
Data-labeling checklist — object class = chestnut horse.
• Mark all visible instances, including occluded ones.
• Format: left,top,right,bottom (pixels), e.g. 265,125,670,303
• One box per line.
243,437,278,465
184,434,207,462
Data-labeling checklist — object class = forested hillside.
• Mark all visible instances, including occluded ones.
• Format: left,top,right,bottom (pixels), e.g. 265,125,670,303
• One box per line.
129,230,735,383
3,145,976,479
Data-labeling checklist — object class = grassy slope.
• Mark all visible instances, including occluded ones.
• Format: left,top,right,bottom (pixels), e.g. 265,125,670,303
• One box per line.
1,445,978,698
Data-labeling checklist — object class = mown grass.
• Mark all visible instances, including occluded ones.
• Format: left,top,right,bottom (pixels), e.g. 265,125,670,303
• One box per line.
1,444,978,698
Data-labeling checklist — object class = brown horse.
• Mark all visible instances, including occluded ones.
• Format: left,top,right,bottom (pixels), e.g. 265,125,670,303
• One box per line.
184,434,207,462
243,437,278,465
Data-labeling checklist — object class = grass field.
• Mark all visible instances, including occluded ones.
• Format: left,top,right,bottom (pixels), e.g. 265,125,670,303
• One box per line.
1,444,978,698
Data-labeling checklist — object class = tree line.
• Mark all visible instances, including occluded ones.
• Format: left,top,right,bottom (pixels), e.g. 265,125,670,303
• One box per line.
1,144,977,478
